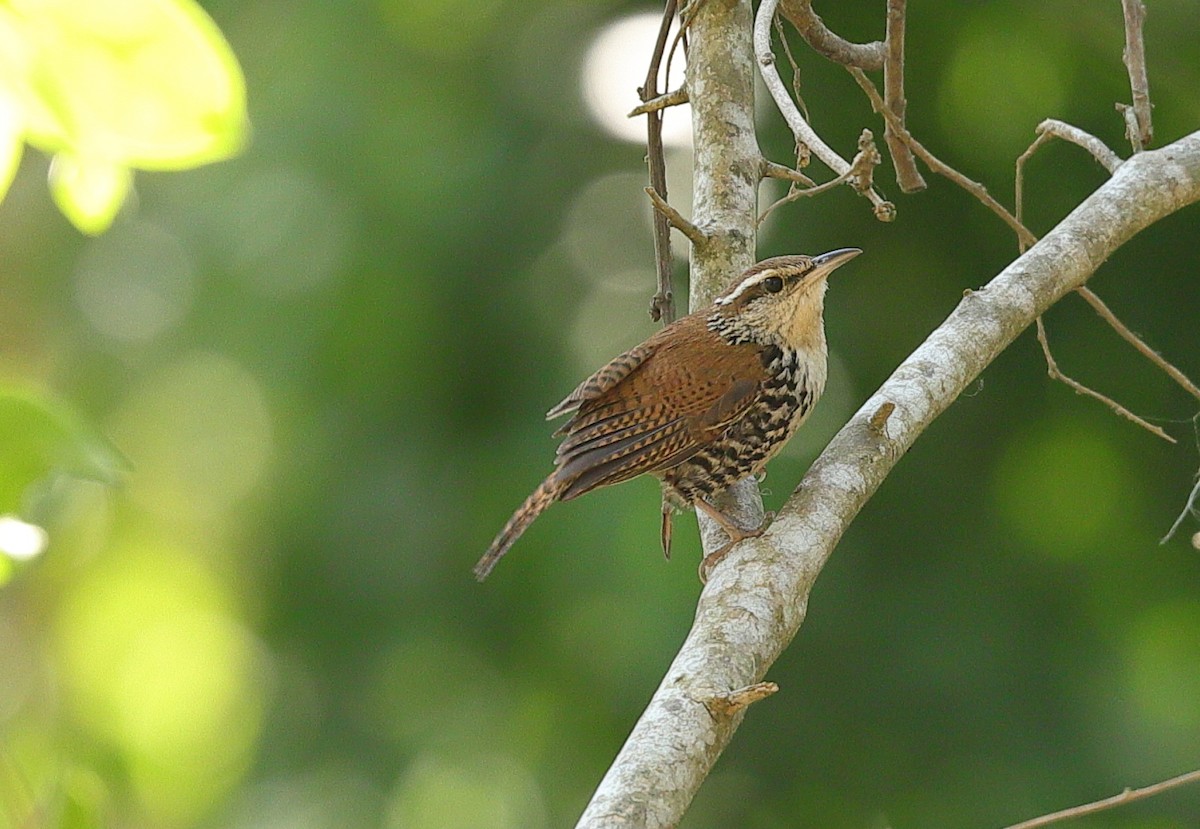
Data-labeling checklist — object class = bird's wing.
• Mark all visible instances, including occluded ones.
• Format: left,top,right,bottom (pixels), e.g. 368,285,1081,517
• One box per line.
553,322,764,501
545,342,657,422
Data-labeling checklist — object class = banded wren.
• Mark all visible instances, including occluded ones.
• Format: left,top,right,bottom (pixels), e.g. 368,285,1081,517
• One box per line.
475,248,861,581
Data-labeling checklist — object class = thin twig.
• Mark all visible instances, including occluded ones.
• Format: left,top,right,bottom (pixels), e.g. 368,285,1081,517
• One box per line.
758,131,889,226
644,186,707,246
1046,119,1123,173
755,0,891,216
1076,286,1200,401
1001,768,1200,829
882,0,926,192
1035,317,1175,443
758,165,854,226
1120,0,1153,150
778,0,885,70
1017,119,1127,240
773,13,810,124
1162,412,1200,543
1016,123,1191,447
1161,468,1200,543
761,159,815,186
703,682,779,718
1018,120,1123,186
848,65,1037,248
629,87,689,117
1117,104,1145,154
641,0,680,324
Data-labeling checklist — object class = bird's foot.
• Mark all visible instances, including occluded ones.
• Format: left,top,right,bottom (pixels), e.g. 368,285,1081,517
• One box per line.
695,500,775,583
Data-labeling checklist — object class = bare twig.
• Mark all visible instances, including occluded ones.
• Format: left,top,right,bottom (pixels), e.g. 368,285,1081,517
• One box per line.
629,87,689,117
1018,121,1123,202
778,0,884,70
1076,286,1200,401
1120,0,1153,150
773,13,809,123
641,0,680,324
1002,768,1200,829
703,682,779,717
758,131,890,226
848,65,1037,248
1016,122,1193,447
1016,120,1122,249
1163,413,1200,544
758,164,854,226
755,0,891,215
1161,468,1200,544
1035,317,1175,443
645,186,707,246
1117,104,1145,154
761,159,815,186
882,0,926,192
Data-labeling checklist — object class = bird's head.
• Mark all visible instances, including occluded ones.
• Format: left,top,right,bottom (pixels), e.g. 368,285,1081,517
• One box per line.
709,248,861,348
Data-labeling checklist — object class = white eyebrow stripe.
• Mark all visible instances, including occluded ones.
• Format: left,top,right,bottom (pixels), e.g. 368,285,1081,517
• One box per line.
715,271,772,306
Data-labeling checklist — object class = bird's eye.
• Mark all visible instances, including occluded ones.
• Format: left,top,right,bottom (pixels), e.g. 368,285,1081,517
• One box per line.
762,275,784,294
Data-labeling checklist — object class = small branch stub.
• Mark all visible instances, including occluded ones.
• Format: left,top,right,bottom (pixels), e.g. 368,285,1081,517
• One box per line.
645,186,708,246
629,87,690,118
868,401,896,435
703,682,779,718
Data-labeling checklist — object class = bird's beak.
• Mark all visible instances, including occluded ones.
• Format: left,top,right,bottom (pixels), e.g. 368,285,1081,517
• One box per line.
810,248,862,279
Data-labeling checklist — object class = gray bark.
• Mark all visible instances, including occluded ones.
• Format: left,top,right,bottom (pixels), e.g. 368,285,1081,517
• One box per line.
576,116,1200,827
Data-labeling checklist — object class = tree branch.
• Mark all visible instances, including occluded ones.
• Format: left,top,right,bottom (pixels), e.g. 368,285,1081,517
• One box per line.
882,0,926,192
1001,767,1200,829
576,2,764,822
778,0,885,70
576,130,1200,829
756,0,892,215
641,0,681,324
1120,0,1153,149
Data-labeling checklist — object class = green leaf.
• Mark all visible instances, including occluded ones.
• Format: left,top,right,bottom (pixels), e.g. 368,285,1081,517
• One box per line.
0,387,128,513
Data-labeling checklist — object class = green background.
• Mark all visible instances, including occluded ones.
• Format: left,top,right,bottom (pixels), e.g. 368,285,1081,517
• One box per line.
2,1,1199,827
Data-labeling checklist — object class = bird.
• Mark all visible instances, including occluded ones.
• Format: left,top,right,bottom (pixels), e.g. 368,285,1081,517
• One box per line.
474,248,861,582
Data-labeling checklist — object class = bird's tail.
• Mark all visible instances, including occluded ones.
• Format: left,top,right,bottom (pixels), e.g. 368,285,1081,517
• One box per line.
474,476,562,581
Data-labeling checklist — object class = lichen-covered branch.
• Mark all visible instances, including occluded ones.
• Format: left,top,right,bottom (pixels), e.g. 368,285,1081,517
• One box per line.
576,130,1200,829
575,2,763,822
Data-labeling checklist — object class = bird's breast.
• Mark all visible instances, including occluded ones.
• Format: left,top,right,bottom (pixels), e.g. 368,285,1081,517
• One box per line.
661,344,826,501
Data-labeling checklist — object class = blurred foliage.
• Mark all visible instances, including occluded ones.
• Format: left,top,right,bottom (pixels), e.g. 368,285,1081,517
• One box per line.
0,0,246,232
0,1,1199,827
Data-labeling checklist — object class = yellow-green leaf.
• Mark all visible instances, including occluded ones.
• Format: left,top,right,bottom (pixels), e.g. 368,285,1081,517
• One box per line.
49,152,132,234
12,0,247,169
0,90,22,201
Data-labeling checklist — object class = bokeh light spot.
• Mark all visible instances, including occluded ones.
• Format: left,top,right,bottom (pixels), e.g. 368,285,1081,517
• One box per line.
991,420,1129,558
939,23,1067,157
378,0,504,60
582,13,690,146
109,351,272,522
223,166,352,296
74,220,195,342
384,753,547,829
0,514,48,560
1122,602,1200,738
53,540,266,823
